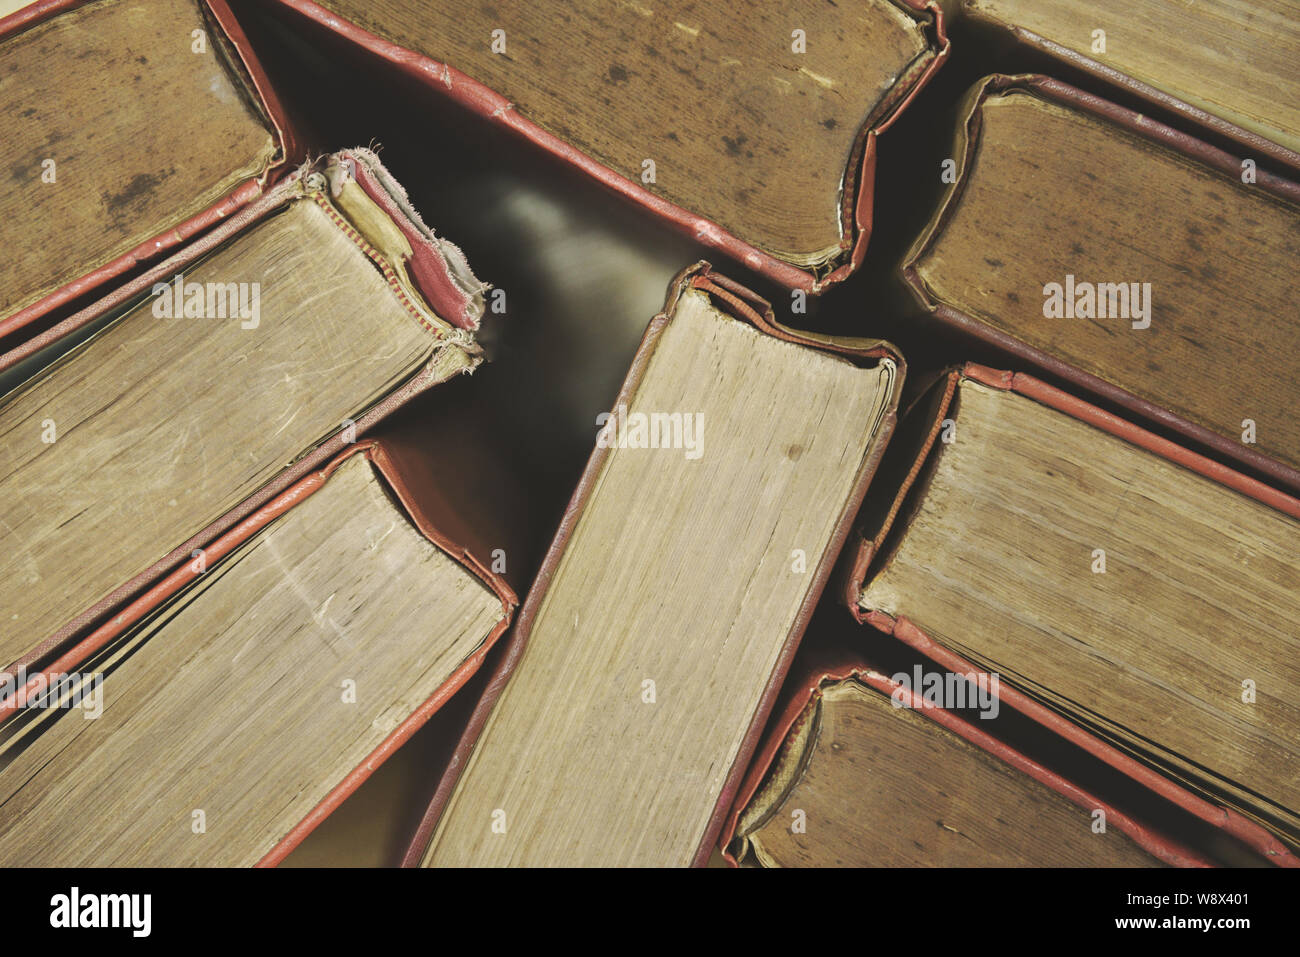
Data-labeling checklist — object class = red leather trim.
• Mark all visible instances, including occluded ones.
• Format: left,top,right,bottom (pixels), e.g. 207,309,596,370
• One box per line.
961,363,1300,520
904,74,1300,491
818,1,952,289
365,441,518,613
400,262,904,867
1,151,480,673
0,438,515,865
347,157,478,329
880,2,951,139
842,369,957,610
0,0,81,32
0,0,299,342
205,0,304,178
266,0,947,292
0,179,265,343
967,18,1300,174
870,614,1298,867
718,651,1212,868
689,269,903,365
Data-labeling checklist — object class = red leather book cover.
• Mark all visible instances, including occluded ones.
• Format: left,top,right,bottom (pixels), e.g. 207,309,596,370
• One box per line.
843,362,1300,867
0,0,302,343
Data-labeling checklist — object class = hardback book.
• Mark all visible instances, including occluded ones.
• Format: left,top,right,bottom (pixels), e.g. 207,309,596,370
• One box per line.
845,363,1300,866
265,0,950,291
0,0,300,341
403,263,904,867
0,439,517,866
0,148,487,678
904,74,1300,489
722,648,1209,867
956,0,1300,169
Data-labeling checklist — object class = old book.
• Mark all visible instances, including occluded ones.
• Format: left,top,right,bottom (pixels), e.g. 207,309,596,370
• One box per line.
958,0,1300,168
0,440,516,866
846,363,1300,866
725,654,1205,867
0,148,486,675
403,264,903,867
0,0,299,340
905,74,1300,489
266,0,950,291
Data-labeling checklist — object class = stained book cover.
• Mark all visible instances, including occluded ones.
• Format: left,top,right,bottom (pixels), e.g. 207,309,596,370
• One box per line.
903,74,1300,489
0,0,301,341
263,0,950,291
722,645,1213,868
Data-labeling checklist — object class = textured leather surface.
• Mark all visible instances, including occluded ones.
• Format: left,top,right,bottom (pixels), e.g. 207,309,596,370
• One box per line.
266,0,950,292
904,74,1300,491
0,0,303,341
718,644,1212,868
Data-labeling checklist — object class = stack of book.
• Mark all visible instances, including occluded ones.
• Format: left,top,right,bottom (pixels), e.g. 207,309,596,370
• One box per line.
1,0,1296,869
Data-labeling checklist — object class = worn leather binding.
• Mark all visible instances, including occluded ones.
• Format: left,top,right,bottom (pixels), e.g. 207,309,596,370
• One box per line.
1,438,517,865
0,148,484,677
904,73,1300,492
843,362,1300,867
402,262,905,866
719,645,1213,867
959,3,1300,175
0,0,302,342
264,0,950,293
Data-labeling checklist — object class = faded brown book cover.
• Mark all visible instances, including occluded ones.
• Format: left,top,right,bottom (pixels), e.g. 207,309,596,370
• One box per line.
724,651,1209,868
0,0,300,340
959,0,1300,169
267,0,950,290
904,74,1300,489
